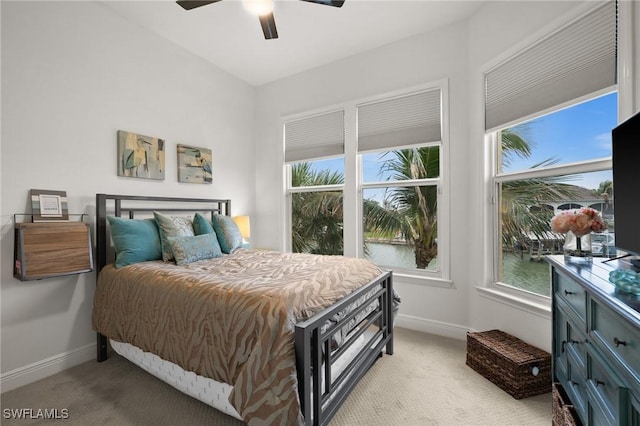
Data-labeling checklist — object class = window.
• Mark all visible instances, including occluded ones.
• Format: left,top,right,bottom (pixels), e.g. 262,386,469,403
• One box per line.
285,110,345,255
285,84,447,279
358,89,442,273
486,2,617,297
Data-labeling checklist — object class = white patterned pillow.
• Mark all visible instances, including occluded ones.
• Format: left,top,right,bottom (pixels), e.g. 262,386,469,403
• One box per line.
153,211,195,262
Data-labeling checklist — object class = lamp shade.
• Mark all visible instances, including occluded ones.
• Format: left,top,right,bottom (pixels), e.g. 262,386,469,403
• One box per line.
233,215,251,239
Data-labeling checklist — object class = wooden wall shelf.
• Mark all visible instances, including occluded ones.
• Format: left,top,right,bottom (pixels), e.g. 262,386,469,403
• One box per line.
14,221,93,281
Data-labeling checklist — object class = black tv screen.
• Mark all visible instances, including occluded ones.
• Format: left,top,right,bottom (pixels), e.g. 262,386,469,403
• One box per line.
612,110,640,257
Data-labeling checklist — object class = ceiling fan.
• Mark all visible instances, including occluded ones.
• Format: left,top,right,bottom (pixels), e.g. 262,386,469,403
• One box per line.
176,0,345,40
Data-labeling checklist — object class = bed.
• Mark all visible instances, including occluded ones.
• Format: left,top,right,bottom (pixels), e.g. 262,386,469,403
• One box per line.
92,194,396,426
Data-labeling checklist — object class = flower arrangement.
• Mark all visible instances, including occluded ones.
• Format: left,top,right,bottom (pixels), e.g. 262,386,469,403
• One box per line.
550,207,606,237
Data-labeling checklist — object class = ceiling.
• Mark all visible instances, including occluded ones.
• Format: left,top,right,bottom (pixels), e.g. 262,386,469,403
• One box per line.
103,0,485,87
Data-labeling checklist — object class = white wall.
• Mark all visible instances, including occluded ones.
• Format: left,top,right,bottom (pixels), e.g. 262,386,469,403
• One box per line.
254,20,474,340
0,1,255,390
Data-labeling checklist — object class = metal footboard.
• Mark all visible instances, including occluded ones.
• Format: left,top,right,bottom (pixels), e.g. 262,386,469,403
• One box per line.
295,271,393,426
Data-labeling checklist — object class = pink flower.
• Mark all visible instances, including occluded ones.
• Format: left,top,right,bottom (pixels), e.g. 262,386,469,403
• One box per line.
550,207,606,237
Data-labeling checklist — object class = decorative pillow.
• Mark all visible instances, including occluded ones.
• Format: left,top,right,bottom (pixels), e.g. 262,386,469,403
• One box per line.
167,233,222,265
193,212,215,235
107,216,162,268
211,214,243,254
153,211,195,262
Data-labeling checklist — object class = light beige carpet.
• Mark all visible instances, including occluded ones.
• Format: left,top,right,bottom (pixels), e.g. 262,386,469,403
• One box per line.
1,328,551,425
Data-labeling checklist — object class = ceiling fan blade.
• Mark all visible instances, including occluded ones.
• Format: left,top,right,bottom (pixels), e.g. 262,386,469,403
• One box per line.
299,0,345,7
259,13,279,40
176,1,222,11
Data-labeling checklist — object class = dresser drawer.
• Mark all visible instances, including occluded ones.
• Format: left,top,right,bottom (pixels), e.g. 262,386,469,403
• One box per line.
624,389,640,425
587,350,622,423
566,356,588,419
587,392,616,426
555,271,587,325
590,299,640,389
566,316,588,373
554,303,569,377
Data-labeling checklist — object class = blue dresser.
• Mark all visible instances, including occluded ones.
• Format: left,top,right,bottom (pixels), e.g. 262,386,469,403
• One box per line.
549,256,640,425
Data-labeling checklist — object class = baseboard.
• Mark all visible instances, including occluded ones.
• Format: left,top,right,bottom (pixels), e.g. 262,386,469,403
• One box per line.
395,313,470,341
0,343,95,393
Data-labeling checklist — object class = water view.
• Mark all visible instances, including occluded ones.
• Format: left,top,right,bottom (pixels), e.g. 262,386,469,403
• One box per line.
365,241,550,296
502,252,550,296
364,241,437,272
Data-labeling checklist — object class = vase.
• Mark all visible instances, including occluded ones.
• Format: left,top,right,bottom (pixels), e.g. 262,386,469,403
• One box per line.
563,230,593,265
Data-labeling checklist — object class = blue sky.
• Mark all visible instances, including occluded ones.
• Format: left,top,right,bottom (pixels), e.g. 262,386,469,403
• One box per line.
506,92,617,189
303,91,618,193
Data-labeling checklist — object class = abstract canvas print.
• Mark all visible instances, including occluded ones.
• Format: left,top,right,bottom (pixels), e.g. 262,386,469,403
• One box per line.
177,144,212,184
117,130,165,180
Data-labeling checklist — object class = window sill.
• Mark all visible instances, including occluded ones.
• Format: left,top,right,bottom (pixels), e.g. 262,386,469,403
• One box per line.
392,270,453,288
475,285,551,319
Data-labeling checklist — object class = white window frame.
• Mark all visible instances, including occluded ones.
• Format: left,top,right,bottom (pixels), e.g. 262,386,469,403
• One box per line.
283,80,451,286
489,104,614,301
283,107,346,254
479,0,633,312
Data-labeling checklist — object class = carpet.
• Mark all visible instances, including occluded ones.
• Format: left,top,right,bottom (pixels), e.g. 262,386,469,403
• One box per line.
1,328,550,425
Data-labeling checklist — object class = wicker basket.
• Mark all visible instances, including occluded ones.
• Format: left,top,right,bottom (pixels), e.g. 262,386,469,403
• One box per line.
552,382,582,425
466,329,551,399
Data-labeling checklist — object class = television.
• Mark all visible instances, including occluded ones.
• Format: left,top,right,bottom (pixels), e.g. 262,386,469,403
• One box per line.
612,110,640,265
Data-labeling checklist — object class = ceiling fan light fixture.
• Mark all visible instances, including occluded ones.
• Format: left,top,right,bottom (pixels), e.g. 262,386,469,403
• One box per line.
242,0,274,16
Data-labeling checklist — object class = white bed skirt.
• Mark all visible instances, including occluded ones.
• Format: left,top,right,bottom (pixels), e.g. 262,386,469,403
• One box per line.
110,328,377,422
110,339,243,420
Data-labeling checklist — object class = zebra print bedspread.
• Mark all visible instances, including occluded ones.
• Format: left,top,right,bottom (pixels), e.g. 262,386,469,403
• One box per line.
92,249,384,425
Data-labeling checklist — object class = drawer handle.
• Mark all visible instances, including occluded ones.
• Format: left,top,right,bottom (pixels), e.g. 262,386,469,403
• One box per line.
564,290,574,296
594,379,605,387
613,337,627,347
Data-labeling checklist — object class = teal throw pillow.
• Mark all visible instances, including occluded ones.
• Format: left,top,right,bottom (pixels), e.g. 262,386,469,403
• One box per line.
211,215,243,254
167,233,222,265
153,211,195,262
193,212,215,235
107,216,162,268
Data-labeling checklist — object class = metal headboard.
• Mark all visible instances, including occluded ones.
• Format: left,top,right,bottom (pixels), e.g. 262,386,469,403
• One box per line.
95,194,231,275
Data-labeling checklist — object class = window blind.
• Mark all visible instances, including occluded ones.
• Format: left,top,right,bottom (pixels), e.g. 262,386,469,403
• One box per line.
284,110,344,163
484,1,616,132
357,88,441,152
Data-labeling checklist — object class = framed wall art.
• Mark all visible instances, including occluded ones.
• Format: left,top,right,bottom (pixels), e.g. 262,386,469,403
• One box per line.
30,189,69,222
117,130,165,180
177,144,212,184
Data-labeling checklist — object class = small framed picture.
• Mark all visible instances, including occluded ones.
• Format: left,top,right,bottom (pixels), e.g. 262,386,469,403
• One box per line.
177,144,212,184
30,189,69,222
117,130,165,180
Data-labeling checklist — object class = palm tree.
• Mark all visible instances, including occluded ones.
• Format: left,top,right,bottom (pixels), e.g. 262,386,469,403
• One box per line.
366,129,574,268
597,180,613,198
364,147,439,269
291,128,575,268
498,129,578,252
291,163,344,255
597,179,613,215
